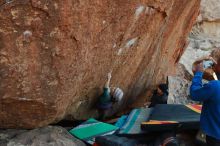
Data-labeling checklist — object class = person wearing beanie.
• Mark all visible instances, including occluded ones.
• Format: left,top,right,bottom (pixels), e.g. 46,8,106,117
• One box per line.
149,83,168,108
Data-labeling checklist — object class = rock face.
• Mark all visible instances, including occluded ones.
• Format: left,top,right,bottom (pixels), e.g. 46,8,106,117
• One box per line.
200,0,220,21
0,126,86,146
167,76,195,104
167,64,198,105
173,0,220,104
0,0,200,128
180,0,220,75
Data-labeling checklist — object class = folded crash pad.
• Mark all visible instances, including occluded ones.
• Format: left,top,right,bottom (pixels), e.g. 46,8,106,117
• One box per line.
115,115,128,128
118,108,153,135
141,104,202,132
69,118,118,144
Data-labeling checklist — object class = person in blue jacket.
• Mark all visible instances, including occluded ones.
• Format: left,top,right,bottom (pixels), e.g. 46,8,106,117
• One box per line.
190,58,220,146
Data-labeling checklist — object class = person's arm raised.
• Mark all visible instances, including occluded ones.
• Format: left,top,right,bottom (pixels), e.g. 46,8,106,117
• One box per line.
104,72,112,88
190,63,215,101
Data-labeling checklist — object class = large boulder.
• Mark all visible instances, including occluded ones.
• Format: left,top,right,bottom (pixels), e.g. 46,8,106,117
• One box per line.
0,0,200,128
167,76,195,104
179,41,213,75
0,126,86,146
167,0,220,107
180,0,220,75
200,0,220,21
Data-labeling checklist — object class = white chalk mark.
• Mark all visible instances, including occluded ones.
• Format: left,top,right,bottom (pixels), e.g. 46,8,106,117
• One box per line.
23,30,32,42
113,43,117,48
6,0,13,3
117,48,123,55
23,30,32,36
135,6,145,18
125,37,138,48
117,37,138,55
145,6,155,15
18,97,33,101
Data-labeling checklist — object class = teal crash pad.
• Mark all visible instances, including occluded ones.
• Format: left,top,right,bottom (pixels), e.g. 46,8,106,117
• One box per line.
69,118,118,144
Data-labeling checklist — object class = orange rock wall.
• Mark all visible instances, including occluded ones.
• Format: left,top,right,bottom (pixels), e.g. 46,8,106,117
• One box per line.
0,0,200,128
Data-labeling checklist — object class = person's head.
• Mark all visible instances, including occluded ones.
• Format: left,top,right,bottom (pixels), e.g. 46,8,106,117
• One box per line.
157,84,168,96
211,48,220,74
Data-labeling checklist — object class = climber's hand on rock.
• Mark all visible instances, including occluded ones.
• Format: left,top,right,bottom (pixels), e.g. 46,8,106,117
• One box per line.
105,72,112,88
107,72,112,80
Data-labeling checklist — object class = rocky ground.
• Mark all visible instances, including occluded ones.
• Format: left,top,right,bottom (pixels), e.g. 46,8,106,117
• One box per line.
0,126,86,146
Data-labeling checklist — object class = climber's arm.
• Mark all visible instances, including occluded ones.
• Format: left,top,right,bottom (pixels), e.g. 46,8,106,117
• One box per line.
104,72,112,88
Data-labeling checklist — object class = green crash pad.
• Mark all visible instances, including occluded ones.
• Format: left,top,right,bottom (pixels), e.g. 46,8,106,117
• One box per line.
69,118,118,144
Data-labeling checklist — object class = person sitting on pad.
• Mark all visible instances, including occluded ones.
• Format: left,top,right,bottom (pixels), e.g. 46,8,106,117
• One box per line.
149,84,168,108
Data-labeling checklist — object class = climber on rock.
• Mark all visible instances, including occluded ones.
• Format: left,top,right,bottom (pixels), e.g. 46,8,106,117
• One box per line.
148,84,168,108
97,72,124,120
